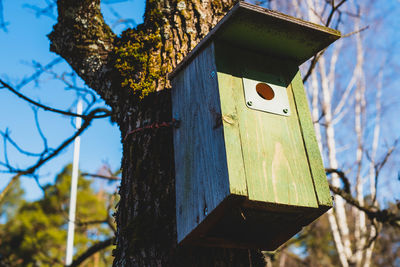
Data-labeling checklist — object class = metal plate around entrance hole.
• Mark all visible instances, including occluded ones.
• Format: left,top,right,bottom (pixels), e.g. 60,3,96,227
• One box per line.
242,77,290,116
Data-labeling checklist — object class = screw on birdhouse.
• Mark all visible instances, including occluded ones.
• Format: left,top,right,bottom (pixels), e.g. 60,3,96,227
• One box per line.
210,71,216,78
247,101,253,106
283,108,288,114
204,207,208,216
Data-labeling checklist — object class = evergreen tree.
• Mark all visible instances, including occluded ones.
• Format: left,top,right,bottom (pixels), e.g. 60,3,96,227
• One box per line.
0,164,115,266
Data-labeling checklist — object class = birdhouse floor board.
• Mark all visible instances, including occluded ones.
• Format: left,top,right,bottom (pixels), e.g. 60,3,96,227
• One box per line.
179,194,325,250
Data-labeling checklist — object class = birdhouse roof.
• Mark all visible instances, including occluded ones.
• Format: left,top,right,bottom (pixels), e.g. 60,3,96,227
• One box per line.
169,1,341,79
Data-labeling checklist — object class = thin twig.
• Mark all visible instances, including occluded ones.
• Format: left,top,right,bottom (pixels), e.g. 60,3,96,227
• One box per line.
0,129,43,158
0,0,8,32
17,58,63,89
0,108,109,203
67,237,115,267
81,173,121,181
325,0,347,27
303,0,349,83
0,79,110,119
342,25,369,38
329,185,400,228
33,107,50,155
326,168,351,193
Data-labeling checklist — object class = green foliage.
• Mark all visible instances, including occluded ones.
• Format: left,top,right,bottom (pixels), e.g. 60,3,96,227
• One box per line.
0,164,115,266
0,179,24,220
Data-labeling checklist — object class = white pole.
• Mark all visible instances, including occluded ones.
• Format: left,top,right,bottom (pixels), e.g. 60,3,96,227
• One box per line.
66,99,83,266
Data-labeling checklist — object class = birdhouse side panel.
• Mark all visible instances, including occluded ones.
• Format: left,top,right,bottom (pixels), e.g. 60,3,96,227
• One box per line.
172,42,231,243
215,43,319,208
290,72,332,207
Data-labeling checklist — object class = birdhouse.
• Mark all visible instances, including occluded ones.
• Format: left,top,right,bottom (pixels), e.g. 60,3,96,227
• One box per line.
169,1,340,250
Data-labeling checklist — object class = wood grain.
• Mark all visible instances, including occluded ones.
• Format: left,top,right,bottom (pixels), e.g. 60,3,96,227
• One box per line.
215,42,319,208
290,71,332,207
217,72,248,196
172,42,231,243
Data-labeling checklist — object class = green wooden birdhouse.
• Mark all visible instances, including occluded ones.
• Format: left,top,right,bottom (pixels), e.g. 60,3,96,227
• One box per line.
169,1,340,250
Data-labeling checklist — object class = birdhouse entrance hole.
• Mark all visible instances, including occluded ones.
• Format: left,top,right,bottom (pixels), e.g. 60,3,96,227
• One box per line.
256,83,275,100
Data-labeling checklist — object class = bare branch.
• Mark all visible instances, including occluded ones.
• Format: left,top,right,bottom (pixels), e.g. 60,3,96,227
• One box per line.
0,108,109,203
104,5,137,31
0,79,110,119
342,25,369,38
325,0,347,27
329,185,400,228
372,139,399,203
364,219,381,249
326,168,351,193
17,58,63,89
48,0,117,107
302,0,349,83
67,237,115,267
33,107,50,155
302,49,327,83
0,0,8,32
23,0,57,20
76,219,108,227
81,172,121,181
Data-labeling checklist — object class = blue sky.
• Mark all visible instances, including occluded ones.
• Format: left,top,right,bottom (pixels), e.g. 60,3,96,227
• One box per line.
0,0,399,204
0,0,145,200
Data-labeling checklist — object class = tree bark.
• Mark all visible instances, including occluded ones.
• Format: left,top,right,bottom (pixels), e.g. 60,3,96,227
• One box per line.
49,0,265,265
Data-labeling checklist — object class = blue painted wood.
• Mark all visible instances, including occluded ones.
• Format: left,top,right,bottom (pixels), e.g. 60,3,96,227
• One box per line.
172,42,231,244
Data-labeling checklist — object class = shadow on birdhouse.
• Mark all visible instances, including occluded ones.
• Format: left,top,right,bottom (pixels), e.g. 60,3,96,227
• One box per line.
169,1,340,250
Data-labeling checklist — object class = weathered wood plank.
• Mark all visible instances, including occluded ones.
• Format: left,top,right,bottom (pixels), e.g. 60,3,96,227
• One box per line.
215,43,319,208
290,71,332,207
217,71,248,196
172,42,231,243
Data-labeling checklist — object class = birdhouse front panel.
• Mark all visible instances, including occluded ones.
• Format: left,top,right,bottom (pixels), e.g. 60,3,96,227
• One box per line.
215,42,320,208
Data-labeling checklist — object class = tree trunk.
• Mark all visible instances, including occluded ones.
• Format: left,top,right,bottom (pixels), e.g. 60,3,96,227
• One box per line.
114,90,265,266
49,0,265,265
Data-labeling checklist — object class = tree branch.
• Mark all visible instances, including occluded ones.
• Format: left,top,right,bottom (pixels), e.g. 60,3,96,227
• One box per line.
302,0,349,83
0,108,110,203
48,0,117,107
0,79,110,119
326,168,351,193
81,172,121,181
0,0,8,32
329,185,400,228
67,237,115,267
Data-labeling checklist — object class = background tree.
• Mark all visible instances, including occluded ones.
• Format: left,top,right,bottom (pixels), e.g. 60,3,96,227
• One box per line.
271,1,400,266
0,164,116,266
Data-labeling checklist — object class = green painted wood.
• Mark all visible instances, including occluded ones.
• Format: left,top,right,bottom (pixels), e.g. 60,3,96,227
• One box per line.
215,42,319,208
169,1,338,250
172,42,231,244
290,71,333,207
217,72,248,196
